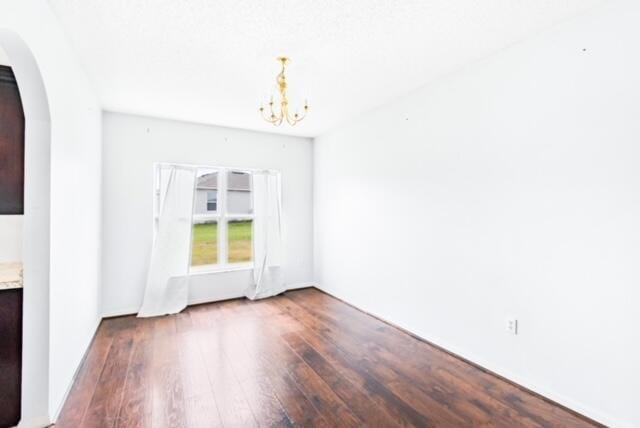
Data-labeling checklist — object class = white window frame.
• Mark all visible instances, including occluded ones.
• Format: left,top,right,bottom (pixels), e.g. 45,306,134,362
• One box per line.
154,163,255,275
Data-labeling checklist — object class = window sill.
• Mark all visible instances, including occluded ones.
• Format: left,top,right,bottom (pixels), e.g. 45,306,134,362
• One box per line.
189,264,254,276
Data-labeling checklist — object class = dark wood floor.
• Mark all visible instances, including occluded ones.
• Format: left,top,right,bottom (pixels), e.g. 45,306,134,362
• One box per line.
56,288,600,428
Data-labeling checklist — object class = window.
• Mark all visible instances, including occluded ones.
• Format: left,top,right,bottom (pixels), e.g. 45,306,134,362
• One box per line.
192,168,253,271
206,191,217,211
155,165,254,273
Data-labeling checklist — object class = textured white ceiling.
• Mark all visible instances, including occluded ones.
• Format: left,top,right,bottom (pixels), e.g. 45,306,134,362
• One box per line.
48,0,602,137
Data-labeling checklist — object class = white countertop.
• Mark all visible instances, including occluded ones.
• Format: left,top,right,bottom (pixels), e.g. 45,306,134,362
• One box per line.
0,262,23,290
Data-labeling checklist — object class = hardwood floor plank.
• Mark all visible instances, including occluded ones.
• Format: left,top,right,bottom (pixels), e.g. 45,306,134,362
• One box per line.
57,289,602,428
224,303,331,427
56,324,114,428
176,331,222,428
216,301,324,428
281,331,403,427
246,304,362,427
150,318,187,428
269,297,440,427
179,331,218,400
186,304,215,330
183,393,222,428
116,336,152,428
151,315,177,338
82,333,135,427
174,310,194,334
197,328,259,428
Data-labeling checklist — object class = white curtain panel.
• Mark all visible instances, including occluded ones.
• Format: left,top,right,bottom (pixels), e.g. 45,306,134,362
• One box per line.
246,171,284,300
138,166,196,317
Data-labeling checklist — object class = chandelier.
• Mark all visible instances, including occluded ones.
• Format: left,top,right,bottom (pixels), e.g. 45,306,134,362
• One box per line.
259,57,309,126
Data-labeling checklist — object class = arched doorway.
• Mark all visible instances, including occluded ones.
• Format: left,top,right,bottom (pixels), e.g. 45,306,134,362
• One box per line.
0,29,52,427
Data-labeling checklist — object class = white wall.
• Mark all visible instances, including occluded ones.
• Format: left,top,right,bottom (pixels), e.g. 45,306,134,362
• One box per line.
0,1,102,424
102,112,313,316
314,1,639,426
0,216,22,262
0,44,9,65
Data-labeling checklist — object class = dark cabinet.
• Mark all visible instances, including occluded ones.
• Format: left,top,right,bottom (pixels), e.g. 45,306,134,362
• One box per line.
0,64,24,427
0,288,22,428
0,65,25,215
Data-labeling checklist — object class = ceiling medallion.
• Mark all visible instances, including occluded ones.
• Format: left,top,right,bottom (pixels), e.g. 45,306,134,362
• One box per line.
259,57,309,126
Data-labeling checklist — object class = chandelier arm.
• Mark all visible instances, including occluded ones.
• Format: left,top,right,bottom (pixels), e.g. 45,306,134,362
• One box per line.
287,115,300,126
270,101,281,121
260,107,278,124
286,114,295,126
295,108,308,121
285,104,308,125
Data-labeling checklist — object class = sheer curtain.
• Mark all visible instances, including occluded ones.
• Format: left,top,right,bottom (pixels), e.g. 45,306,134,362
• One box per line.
138,166,196,317
246,171,284,300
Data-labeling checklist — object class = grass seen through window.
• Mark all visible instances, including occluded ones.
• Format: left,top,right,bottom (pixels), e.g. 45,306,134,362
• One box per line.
191,222,218,266
191,220,252,266
228,220,252,263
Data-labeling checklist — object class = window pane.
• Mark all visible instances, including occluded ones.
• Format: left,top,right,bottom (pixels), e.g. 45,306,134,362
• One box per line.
195,170,218,214
206,190,217,211
228,220,252,263
227,171,252,214
191,221,218,266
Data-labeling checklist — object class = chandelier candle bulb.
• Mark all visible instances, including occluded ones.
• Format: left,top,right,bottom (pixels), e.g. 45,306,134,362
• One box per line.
259,57,309,126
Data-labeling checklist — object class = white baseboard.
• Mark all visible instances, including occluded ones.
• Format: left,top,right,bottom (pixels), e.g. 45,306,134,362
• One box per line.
17,415,51,428
286,281,316,290
101,306,140,318
101,282,317,318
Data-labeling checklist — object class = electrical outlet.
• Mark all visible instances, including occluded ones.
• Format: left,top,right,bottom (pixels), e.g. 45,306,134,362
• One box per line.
506,318,518,335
